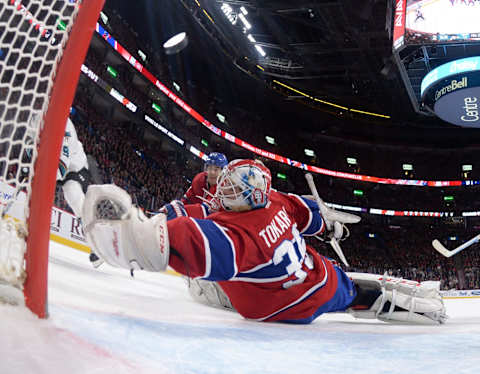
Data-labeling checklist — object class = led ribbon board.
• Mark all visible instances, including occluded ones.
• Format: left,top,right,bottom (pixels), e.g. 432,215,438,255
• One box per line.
93,24,480,186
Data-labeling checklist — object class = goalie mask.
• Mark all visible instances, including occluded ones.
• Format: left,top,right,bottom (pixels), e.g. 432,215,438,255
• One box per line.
216,159,272,212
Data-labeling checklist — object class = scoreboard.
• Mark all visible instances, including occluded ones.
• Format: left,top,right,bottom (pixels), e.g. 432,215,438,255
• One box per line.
394,0,480,51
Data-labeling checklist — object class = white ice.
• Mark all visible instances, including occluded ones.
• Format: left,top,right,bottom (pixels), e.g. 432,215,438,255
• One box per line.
2,241,480,374
406,0,480,35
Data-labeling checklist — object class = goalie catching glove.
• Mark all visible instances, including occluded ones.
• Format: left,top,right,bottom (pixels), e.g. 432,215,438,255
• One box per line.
82,184,170,272
347,272,447,324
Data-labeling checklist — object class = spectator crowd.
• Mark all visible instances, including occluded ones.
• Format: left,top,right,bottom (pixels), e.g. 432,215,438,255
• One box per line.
54,100,188,213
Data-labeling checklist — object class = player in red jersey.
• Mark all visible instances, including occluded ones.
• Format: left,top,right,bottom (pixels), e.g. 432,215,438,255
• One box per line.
83,159,447,324
181,152,228,205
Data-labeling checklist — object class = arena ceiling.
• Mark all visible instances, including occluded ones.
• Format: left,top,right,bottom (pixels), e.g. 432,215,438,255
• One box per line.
106,0,480,148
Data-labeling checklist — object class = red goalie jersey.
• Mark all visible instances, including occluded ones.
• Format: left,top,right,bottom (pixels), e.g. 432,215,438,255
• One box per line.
168,190,356,323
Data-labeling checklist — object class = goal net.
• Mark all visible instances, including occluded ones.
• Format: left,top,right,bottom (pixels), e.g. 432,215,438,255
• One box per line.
0,0,103,318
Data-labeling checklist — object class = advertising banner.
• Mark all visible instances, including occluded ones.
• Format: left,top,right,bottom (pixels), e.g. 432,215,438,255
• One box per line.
393,0,407,50
0,181,90,252
440,289,480,298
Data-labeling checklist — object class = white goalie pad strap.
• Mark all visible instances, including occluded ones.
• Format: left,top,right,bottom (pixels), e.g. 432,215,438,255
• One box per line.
83,185,169,272
347,272,447,324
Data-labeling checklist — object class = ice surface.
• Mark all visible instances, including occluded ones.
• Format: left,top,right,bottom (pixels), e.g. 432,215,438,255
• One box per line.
1,242,480,374
406,0,480,34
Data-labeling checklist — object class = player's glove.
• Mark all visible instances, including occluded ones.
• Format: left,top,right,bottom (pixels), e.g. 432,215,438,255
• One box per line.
160,200,187,221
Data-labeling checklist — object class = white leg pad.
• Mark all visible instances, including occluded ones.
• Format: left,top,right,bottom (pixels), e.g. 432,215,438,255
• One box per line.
347,272,448,324
82,185,169,272
186,278,235,311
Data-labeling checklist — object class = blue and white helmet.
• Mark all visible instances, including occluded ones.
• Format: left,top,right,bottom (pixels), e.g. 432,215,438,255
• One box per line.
205,152,228,169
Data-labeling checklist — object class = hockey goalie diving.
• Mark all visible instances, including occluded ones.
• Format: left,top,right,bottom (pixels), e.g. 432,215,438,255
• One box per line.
2,1,480,372
3,129,479,374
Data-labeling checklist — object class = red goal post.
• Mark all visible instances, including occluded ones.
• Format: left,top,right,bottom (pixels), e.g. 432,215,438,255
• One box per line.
0,0,104,318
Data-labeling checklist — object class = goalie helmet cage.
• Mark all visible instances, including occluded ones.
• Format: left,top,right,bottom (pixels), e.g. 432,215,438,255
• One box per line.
0,0,104,318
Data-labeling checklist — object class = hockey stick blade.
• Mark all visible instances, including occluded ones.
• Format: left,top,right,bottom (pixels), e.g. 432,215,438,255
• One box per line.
432,234,480,258
432,239,453,257
331,238,350,267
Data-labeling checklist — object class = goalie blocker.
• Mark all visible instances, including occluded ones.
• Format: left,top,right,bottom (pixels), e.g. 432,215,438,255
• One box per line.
83,184,446,325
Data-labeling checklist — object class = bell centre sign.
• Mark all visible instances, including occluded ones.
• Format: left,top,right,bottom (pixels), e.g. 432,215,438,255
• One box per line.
434,86,480,127
421,56,480,97
421,57,480,127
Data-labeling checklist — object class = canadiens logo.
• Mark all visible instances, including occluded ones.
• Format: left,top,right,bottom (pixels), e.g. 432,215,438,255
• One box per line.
252,188,264,204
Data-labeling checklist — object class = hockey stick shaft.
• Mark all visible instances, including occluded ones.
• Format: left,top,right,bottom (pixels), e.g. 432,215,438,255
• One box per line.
304,174,330,229
432,234,480,258
305,173,349,267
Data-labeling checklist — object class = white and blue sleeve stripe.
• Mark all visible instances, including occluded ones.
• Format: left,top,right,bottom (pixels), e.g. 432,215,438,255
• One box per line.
192,219,237,281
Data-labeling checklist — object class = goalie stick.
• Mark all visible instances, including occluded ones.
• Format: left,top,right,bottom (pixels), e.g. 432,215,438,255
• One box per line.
305,173,353,267
432,234,480,258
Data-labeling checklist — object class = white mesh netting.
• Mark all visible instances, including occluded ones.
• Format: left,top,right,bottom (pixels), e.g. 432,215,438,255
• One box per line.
0,0,81,289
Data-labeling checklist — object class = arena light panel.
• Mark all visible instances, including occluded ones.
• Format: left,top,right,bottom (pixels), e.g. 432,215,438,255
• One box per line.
152,102,162,113
216,113,226,123
100,11,108,24
107,65,118,78
138,49,147,61
265,136,275,145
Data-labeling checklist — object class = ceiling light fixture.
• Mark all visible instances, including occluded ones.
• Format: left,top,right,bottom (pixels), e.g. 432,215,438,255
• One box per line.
255,45,266,57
